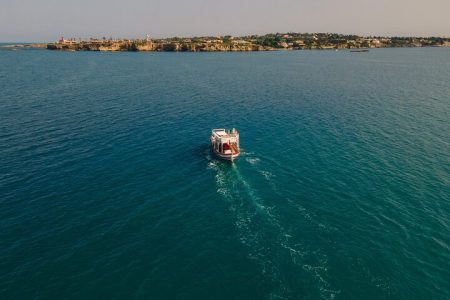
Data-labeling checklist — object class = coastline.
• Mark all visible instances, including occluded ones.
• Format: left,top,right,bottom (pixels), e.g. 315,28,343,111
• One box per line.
3,43,449,52
3,32,450,52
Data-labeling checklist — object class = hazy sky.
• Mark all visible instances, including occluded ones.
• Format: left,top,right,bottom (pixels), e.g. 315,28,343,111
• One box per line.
1,0,449,42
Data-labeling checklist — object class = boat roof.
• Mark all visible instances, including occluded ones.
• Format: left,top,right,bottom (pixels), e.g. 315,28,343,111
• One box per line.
215,130,228,136
212,128,238,139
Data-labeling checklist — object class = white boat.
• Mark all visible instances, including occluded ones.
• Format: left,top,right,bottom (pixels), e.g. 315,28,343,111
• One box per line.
210,128,240,161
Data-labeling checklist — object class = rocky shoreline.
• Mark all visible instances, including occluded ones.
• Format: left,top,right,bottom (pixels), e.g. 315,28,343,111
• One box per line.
46,39,272,52
5,33,450,52
45,33,450,52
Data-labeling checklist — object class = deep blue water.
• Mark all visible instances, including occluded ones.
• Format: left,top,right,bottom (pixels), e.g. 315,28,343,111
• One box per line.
0,48,449,299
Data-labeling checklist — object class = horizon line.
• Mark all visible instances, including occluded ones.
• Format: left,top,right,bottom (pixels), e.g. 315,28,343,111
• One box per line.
2,31,450,44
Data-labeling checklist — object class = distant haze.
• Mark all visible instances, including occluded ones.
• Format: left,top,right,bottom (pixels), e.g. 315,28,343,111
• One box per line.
1,0,450,42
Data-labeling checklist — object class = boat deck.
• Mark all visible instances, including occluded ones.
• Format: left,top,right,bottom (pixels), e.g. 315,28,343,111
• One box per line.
230,144,239,153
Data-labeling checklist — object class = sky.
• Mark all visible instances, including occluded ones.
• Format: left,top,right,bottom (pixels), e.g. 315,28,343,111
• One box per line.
1,0,450,42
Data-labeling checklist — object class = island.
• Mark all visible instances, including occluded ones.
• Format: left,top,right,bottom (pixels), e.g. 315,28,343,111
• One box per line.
5,33,450,52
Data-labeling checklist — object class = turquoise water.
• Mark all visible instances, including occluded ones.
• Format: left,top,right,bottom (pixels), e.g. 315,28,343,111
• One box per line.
0,48,449,299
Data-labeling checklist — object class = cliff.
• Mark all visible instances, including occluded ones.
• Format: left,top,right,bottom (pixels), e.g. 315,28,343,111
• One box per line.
46,34,450,52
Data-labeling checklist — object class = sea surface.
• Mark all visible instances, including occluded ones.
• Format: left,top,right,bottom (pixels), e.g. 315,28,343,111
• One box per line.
0,47,449,299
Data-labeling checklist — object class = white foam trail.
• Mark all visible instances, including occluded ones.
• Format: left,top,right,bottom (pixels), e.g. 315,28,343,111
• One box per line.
245,157,260,165
242,152,279,193
259,170,274,180
207,159,290,297
231,164,268,212
239,149,254,157
207,155,338,299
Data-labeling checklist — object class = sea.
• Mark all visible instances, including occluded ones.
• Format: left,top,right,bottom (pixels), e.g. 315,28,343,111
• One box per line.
0,46,449,299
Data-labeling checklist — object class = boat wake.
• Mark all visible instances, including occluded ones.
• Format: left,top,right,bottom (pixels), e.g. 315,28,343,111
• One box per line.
207,156,290,298
206,152,340,299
